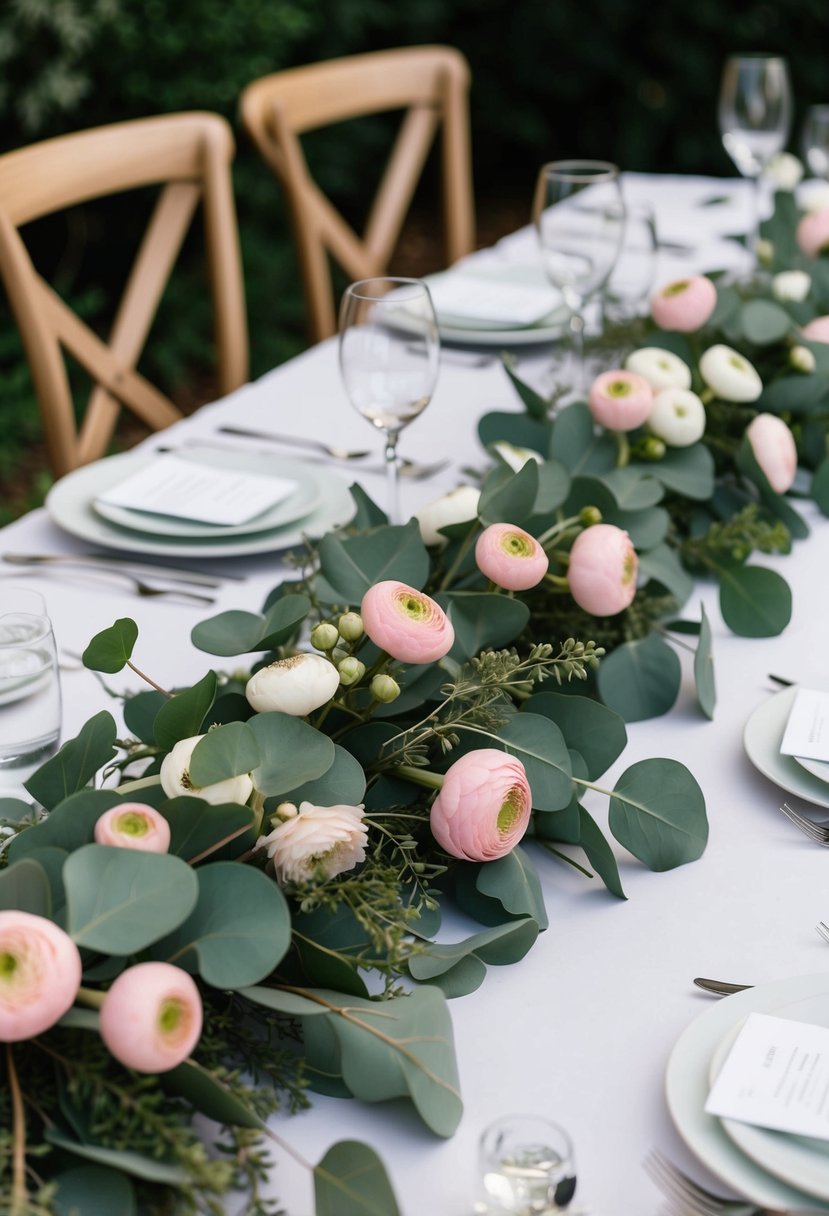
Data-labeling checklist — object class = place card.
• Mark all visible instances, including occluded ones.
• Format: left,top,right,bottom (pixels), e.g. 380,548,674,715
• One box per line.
428,274,559,326
95,454,297,527
780,687,829,762
705,1011,829,1140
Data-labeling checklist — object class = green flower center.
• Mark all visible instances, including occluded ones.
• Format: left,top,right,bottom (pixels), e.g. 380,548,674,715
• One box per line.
114,811,149,837
396,592,429,622
729,354,747,371
607,379,633,398
159,997,185,1037
663,279,689,297
622,552,636,585
0,952,17,980
501,532,533,558
497,787,525,835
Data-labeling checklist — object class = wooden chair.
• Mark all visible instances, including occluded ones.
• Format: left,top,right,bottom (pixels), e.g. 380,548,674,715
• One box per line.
240,45,475,343
0,112,248,478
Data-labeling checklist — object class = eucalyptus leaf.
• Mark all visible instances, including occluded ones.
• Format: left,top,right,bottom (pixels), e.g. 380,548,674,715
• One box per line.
0,857,51,915
717,563,792,637
693,602,716,720
318,521,430,602
609,758,708,870
0,797,35,823
758,373,829,415
408,918,538,983
153,670,218,751
602,468,664,509
160,797,254,863
154,862,290,987
191,609,272,656
736,436,809,540
812,458,829,516
478,409,551,453
596,634,681,722
523,692,627,780
473,845,549,929
24,712,118,810
439,591,530,660
479,459,539,526
65,845,198,953
162,1059,264,1129
347,483,388,529
9,789,122,861
644,445,715,499
188,720,260,786
44,1129,189,1185
501,356,550,420
494,713,574,811
550,401,616,474
54,1165,136,1216
314,1140,401,1216
122,690,167,744
637,542,694,605
740,298,793,344
81,618,138,673
577,806,626,899
247,711,335,795
283,743,367,805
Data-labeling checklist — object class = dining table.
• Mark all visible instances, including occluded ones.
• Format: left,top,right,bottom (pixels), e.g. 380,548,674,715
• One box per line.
3,171,829,1216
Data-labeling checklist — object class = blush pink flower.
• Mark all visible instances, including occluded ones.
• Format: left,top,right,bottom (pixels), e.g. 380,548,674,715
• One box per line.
255,801,368,884
0,911,82,1041
99,962,202,1073
650,275,717,332
801,314,829,344
430,750,532,862
567,524,638,616
796,208,829,258
361,581,454,664
588,370,653,431
746,413,798,494
475,523,549,591
94,802,171,853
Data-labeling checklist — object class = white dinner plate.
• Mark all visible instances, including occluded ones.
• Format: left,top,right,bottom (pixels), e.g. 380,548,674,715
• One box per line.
46,449,355,558
91,449,322,538
795,754,829,784
423,264,569,346
743,686,829,810
665,972,829,1209
709,994,829,1200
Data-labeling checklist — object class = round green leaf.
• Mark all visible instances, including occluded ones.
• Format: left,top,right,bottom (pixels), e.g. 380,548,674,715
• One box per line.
247,711,335,796
693,602,716,720
479,459,539,526
24,712,118,811
191,609,270,656
596,634,681,722
318,520,430,602
284,743,366,805
315,1140,401,1216
524,691,627,780
9,788,121,861
439,591,530,660
82,618,138,673
0,857,51,915
718,564,792,637
153,670,218,750
609,758,708,871
54,1165,136,1216
160,796,254,862
188,721,260,786
496,712,573,811
740,298,793,344
813,459,829,516
65,845,198,953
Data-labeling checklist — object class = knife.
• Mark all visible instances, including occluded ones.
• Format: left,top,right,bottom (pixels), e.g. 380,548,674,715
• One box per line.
1,552,237,588
693,976,753,996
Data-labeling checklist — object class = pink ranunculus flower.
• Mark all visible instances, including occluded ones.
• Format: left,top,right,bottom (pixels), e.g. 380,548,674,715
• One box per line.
567,524,638,616
94,802,171,853
361,580,454,664
99,962,202,1073
475,523,549,591
801,314,829,344
256,801,368,884
650,275,717,332
745,413,798,494
0,911,82,1041
796,208,829,258
588,370,653,432
430,750,532,862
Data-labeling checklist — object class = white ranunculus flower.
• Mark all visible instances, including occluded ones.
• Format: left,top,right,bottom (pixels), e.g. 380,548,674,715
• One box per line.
764,151,804,191
790,343,817,373
699,344,763,403
256,801,368,884
160,735,254,806
246,652,339,716
647,387,706,447
772,270,811,302
416,484,481,546
624,346,692,392
801,181,829,213
490,441,544,473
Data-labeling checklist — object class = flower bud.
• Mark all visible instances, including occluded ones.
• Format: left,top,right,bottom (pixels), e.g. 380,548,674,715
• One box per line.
416,485,481,546
310,622,339,651
246,652,339,716
764,151,804,191
160,735,254,806
588,369,653,431
699,345,762,403
624,346,691,392
337,612,363,642
790,344,817,374
94,803,171,853
756,238,774,266
99,962,202,1073
578,505,602,527
647,388,706,448
772,270,811,303
338,656,366,686
370,673,401,703
651,275,717,332
275,801,299,820
640,435,667,460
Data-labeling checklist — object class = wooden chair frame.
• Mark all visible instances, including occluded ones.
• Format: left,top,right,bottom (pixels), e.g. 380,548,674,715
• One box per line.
240,45,475,342
0,112,248,477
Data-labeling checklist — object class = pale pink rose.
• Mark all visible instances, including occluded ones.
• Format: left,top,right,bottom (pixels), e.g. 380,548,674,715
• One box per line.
361,581,454,664
567,524,638,616
650,275,717,332
588,370,653,431
801,314,829,344
746,413,798,494
94,802,171,853
99,962,202,1073
796,208,829,258
0,911,82,1041
430,750,532,862
475,523,549,591
256,801,368,884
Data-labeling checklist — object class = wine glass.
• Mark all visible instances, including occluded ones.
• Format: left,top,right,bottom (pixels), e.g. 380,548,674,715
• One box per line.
533,160,625,395
338,277,439,524
718,54,792,270
801,104,829,179
603,201,658,325
475,1114,577,1214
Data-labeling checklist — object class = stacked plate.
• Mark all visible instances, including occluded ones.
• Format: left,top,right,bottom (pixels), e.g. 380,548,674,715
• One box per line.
743,686,829,810
45,446,355,559
423,262,569,346
666,973,829,1208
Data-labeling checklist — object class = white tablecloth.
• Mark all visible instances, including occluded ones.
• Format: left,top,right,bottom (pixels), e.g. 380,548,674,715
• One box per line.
3,174,828,1215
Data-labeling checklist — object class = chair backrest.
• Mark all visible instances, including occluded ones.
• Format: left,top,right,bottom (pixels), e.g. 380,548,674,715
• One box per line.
0,112,249,478
240,45,475,343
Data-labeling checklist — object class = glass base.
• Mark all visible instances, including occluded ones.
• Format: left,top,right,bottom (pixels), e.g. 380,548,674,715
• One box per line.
0,732,60,773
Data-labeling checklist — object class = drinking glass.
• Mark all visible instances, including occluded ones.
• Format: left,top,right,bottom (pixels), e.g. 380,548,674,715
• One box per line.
0,587,62,777
801,104,829,179
718,54,792,269
338,277,439,523
603,202,658,324
533,160,625,395
476,1114,577,1215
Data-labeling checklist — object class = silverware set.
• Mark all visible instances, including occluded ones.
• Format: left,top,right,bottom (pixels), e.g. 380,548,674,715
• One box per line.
644,1148,827,1215
2,552,226,606
779,801,829,846
211,425,449,479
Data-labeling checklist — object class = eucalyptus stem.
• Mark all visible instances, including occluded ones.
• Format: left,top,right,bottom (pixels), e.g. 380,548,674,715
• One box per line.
394,764,444,791
75,986,106,1009
126,659,172,699
6,1043,27,1216
536,513,583,548
438,523,479,592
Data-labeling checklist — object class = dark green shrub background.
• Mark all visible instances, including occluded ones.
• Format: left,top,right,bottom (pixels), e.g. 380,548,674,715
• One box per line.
2,0,828,516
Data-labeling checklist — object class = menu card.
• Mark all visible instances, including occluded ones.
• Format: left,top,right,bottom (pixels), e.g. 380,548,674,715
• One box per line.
705,1012,829,1140
780,687,829,763
428,275,560,326
96,454,297,527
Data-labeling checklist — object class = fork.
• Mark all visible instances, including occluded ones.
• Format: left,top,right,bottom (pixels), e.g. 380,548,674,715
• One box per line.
9,565,215,606
163,437,449,479
216,425,372,460
815,922,829,945
779,802,829,846
644,1148,826,1215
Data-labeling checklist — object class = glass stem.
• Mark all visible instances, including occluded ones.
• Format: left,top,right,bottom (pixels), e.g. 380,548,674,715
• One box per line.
569,309,586,396
748,175,762,272
384,431,401,525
